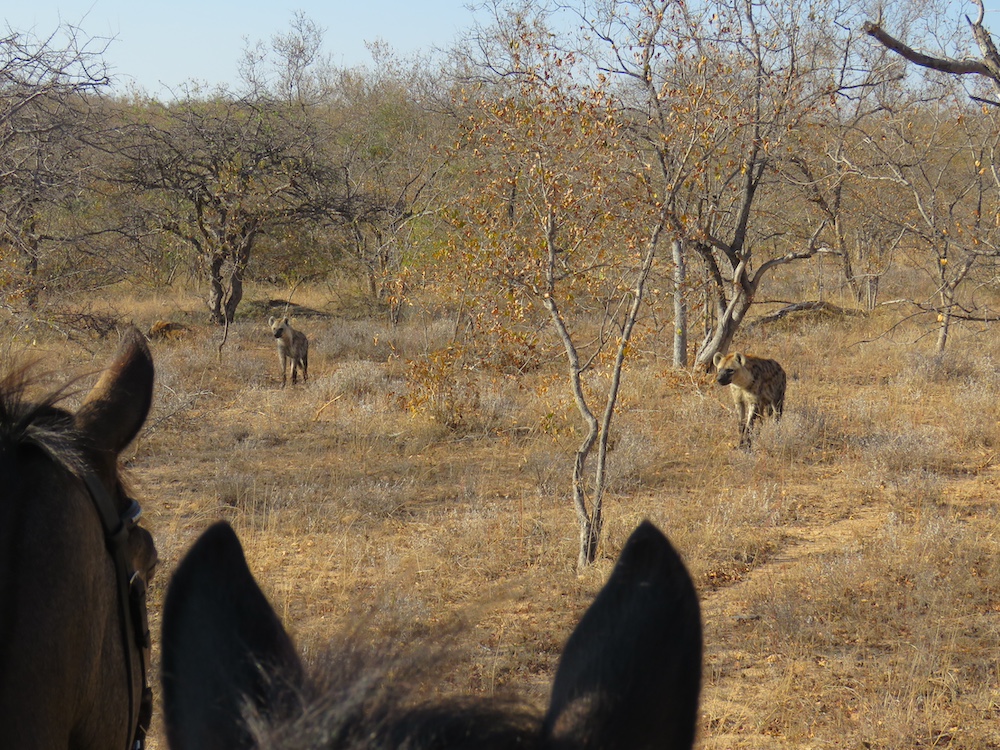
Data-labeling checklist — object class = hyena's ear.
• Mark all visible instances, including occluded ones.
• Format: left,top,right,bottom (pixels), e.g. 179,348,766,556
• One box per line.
162,521,304,750
268,316,275,326
734,353,746,366
712,352,724,368
282,317,290,325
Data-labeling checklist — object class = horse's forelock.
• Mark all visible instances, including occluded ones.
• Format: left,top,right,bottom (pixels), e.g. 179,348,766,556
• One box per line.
0,363,87,477
246,636,540,750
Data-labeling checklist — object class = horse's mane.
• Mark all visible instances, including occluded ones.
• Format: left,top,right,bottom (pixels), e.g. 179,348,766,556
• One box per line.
0,363,86,476
247,620,542,750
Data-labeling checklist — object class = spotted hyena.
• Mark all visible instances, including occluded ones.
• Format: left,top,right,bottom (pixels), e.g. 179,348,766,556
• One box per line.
268,316,309,386
713,351,786,448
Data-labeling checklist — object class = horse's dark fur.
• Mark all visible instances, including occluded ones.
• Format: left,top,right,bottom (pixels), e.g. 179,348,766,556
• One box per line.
162,520,702,750
162,521,302,750
0,328,157,750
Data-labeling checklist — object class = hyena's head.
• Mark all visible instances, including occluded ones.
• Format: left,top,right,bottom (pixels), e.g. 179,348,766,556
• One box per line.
268,316,290,340
713,351,746,386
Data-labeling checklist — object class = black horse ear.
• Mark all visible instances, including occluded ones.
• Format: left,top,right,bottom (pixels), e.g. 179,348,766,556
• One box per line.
75,326,154,455
542,521,702,750
162,522,304,750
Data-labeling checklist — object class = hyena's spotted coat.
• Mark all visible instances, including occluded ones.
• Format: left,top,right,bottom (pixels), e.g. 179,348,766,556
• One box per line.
269,316,309,387
713,351,786,448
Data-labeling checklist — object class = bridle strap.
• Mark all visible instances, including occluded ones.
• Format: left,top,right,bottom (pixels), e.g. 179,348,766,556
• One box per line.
82,470,151,750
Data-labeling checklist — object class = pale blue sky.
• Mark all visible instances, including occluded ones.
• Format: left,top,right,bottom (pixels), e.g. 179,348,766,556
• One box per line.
3,0,479,96
6,1,1000,98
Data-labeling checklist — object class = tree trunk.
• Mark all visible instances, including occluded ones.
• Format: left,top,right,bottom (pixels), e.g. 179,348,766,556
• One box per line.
545,292,601,569
20,242,39,311
865,275,879,311
223,263,245,325
573,430,600,569
695,284,754,370
207,253,226,325
576,217,661,568
935,311,951,353
672,238,688,367
936,287,953,354
540,204,662,568
576,513,601,570
834,216,864,309
570,366,602,570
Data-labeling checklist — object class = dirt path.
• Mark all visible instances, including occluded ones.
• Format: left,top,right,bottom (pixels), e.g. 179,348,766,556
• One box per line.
696,500,890,749
702,502,887,619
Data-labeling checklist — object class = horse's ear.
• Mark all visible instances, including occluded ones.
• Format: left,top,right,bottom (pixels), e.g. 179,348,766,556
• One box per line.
162,521,304,750
543,521,702,750
75,326,154,455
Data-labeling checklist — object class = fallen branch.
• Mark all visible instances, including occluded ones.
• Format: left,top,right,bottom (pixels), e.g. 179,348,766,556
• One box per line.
312,393,343,421
746,301,865,329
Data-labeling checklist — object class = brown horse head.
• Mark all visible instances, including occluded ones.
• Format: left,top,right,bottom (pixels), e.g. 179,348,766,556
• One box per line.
0,327,156,750
161,520,702,750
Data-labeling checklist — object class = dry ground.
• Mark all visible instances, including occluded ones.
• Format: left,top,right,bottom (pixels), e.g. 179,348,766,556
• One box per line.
8,284,1000,749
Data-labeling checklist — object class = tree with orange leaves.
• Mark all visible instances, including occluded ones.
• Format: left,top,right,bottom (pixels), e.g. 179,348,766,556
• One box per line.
452,9,668,567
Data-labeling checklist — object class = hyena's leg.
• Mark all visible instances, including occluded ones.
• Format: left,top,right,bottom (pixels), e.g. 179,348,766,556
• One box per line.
735,400,749,446
741,402,760,448
278,351,288,387
301,350,308,382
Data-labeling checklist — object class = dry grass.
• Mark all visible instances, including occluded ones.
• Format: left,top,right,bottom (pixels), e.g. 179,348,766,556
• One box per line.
12,283,1000,749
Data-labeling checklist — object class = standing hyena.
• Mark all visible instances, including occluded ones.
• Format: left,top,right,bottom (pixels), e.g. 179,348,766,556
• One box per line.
268,316,309,387
713,351,786,448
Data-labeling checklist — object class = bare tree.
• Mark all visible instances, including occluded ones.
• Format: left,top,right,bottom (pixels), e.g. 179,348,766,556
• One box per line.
864,0,1000,105
239,11,329,106
239,17,450,321
781,8,916,311
864,0,1000,349
114,94,344,325
327,51,452,319
564,0,863,369
859,94,1000,351
0,24,111,308
110,16,367,325
454,6,665,567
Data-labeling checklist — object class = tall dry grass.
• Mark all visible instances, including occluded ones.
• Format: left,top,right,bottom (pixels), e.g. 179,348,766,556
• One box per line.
11,282,1000,749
